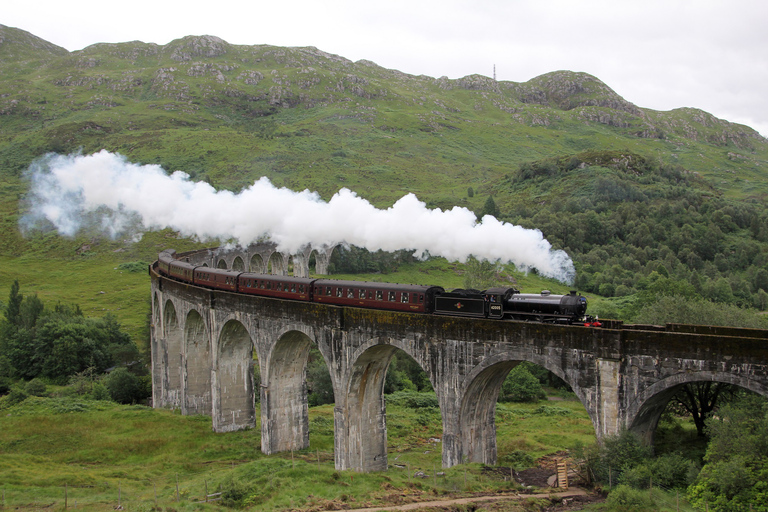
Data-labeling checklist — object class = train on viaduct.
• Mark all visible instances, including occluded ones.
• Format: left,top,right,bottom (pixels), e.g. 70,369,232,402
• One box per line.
150,244,768,472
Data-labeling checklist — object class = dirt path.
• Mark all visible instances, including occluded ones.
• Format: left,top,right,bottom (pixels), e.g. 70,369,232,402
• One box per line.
323,487,590,511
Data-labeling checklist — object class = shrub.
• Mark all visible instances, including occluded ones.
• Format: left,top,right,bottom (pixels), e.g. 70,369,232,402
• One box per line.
606,484,655,510
24,378,47,396
91,382,112,401
103,367,149,404
385,390,439,409
499,450,535,469
501,365,544,403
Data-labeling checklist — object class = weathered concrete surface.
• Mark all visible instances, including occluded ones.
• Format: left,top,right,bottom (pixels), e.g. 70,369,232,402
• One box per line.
150,270,768,472
177,242,336,277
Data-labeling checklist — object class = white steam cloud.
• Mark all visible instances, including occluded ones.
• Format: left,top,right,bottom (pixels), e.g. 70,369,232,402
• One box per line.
21,150,575,283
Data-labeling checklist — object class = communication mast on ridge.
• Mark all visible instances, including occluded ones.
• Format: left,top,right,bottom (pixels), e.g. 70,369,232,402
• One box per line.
493,64,497,81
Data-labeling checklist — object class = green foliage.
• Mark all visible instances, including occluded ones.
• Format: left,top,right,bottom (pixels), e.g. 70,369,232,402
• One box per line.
23,378,47,397
605,484,655,511
384,353,432,394
630,294,767,329
328,245,417,274
103,367,149,404
619,452,699,490
91,381,112,401
307,348,334,406
384,390,439,409
463,256,502,290
582,430,653,487
687,395,768,511
0,283,139,384
498,449,535,470
116,261,149,273
500,363,545,403
479,195,500,219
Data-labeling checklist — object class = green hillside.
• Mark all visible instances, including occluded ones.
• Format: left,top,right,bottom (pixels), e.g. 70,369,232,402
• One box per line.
1,24,767,332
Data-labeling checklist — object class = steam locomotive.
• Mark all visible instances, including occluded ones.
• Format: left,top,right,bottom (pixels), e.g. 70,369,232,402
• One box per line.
154,249,597,325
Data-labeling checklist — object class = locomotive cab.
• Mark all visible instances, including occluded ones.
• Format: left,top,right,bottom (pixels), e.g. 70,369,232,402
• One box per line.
484,287,519,319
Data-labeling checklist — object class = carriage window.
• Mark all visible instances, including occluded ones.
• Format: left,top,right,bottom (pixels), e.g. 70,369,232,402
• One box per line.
267,282,272,290
360,289,366,299
388,291,396,302
419,294,424,303
326,287,332,296
259,281,265,289
401,292,409,303
291,284,296,293
376,290,383,300
337,288,343,297
299,285,304,293
347,289,354,298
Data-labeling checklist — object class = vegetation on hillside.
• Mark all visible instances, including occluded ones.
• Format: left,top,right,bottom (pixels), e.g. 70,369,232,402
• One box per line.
1,24,768,511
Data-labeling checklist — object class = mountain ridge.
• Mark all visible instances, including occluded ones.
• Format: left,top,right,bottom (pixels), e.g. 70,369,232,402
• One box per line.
1,25,763,152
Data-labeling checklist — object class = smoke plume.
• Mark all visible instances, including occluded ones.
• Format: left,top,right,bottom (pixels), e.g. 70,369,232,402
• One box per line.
21,150,576,283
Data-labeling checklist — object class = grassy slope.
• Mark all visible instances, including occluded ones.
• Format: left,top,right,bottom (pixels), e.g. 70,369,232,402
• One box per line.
0,396,595,511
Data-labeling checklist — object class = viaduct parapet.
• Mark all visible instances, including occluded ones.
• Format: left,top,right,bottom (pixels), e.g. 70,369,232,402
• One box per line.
150,266,768,472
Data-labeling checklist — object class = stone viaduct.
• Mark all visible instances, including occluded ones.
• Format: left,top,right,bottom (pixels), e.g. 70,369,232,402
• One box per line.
189,242,336,277
150,248,768,472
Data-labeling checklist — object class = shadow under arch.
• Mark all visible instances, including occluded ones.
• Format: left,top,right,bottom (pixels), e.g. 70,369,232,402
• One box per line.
216,259,227,269
214,319,255,432
262,329,326,454
458,352,592,466
162,299,182,408
626,371,768,446
184,309,210,415
232,256,245,272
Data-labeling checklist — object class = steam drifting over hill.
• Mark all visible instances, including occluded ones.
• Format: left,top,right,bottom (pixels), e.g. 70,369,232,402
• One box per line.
21,150,576,283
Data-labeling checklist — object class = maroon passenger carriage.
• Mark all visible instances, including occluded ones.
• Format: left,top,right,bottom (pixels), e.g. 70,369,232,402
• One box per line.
239,273,314,301
193,267,240,292
312,279,444,313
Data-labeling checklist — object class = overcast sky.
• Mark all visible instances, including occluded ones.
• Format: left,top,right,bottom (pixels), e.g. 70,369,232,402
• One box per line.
5,0,768,137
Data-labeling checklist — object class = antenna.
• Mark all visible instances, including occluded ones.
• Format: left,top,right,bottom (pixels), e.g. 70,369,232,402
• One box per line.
493,64,497,81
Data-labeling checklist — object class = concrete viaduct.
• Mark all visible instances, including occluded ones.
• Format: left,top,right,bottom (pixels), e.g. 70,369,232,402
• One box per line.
150,247,768,472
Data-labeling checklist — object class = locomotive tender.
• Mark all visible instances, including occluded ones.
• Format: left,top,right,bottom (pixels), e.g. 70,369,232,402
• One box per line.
154,249,596,325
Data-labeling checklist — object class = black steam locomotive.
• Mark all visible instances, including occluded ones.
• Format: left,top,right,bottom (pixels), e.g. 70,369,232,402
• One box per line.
154,250,597,325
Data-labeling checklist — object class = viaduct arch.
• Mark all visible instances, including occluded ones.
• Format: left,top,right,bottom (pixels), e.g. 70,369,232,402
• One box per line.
185,242,336,278
150,266,768,472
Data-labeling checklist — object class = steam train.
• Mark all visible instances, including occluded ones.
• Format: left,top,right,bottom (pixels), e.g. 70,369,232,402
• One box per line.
154,249,598,325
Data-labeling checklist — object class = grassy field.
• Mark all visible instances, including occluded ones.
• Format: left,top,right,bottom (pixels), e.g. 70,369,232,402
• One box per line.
0,393,597,511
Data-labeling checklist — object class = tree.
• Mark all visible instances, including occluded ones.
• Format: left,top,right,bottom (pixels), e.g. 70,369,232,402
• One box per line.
688,395,768,510
479,196,500,219
3,280,22,328
463,256,500,290
670,382,738,437
501,363,543,402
